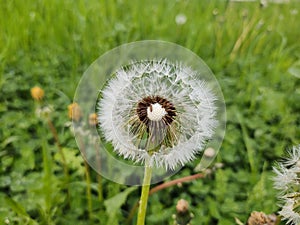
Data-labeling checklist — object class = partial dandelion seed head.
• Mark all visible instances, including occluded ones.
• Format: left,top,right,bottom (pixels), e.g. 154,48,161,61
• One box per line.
273,145,300,225
98,59,218,170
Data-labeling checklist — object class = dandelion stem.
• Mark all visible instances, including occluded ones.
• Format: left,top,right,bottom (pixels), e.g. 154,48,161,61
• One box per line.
127,172,205,225
77,135,93,219
84,160,93,219
137,164,152,225
95,144,103,202
47,119,70,204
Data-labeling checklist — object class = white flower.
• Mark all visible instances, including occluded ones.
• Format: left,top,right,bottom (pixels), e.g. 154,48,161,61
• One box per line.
98,59,218,170
273,145,300,225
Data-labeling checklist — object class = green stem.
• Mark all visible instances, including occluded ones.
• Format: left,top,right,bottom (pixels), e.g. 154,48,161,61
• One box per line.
95,143,103,203
137,164,152,225
40,126,53,224
78,134,93,219
97,174,103,202
84,160,93,219
47,119,70,204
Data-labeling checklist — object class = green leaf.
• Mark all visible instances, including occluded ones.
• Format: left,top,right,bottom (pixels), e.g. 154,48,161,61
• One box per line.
104,187,137,225
5,196,28,217
54,147,84,175
4,195,39,224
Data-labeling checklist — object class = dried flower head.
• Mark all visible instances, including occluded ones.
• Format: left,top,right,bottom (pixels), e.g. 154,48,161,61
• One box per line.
98,59,218,170
273,145,300,225
30,86,44,101
247,211,273,225
68,102,82,122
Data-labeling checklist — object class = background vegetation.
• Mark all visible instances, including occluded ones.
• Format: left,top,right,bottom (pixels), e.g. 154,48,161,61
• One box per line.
1,0,300,224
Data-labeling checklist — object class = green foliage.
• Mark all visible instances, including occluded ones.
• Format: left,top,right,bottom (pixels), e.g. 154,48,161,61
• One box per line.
104,187,136,225
1,0,300,224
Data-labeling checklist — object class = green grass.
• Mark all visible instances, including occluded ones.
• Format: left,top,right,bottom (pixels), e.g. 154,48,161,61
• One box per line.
1,0,300,224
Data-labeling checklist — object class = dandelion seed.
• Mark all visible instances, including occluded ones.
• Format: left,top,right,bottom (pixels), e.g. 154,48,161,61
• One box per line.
98,59,218,170
212,8,219,16
290,9,298,15
273,145,300,225
175,14,187,25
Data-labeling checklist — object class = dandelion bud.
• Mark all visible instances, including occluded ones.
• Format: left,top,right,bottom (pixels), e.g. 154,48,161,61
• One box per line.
89,113,98,126
68,103,82,122
30,86,44,101
174,199,192,225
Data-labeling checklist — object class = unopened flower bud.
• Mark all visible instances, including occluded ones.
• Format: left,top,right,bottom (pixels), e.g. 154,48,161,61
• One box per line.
89,113,98,126
30,86,44,101
68,103,82,122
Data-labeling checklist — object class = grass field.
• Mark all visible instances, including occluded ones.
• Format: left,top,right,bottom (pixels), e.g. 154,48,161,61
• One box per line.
1,0,300,224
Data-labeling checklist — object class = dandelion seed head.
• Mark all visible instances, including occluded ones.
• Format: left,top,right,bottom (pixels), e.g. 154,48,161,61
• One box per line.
98,59,218,170
74,41,226,185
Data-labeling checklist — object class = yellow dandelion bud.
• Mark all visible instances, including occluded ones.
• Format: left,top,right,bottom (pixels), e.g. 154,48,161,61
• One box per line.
89,113,98,126
30,86,44,101
68,103,82,122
